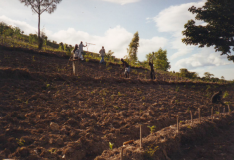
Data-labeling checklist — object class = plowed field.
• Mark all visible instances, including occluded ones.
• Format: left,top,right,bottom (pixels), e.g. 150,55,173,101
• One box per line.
0,46,233,160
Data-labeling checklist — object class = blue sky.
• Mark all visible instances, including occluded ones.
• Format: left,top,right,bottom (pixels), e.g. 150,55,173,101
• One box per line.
0,0,233,80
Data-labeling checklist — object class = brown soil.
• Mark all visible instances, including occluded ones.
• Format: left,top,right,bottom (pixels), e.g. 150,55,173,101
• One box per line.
0,46,233,160
172,122,234,160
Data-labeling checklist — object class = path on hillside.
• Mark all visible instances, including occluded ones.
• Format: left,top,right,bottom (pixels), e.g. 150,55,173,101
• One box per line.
172,123,234,160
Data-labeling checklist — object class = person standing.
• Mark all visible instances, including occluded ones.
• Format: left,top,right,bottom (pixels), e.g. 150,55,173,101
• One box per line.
149,58,155,80
121,58,130,78
72,44,79,60
99,46,106,64
78,41,87,61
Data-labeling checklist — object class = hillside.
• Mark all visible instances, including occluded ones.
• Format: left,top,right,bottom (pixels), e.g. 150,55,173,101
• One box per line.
0,46,234,160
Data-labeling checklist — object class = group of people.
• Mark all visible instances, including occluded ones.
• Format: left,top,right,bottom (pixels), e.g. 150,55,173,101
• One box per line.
72,42,157,79
72,41,86,61
72,41,106,64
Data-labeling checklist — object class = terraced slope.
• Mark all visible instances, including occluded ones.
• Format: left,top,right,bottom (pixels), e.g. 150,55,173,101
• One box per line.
0,47,233,160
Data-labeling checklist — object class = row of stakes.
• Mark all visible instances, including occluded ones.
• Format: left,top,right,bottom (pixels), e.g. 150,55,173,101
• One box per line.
119,105,231,160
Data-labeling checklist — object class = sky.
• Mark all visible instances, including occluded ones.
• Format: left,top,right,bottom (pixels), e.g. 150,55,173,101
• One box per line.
0,0,233,80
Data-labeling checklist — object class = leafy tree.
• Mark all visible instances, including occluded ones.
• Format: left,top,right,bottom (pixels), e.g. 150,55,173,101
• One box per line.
29,34,38,44
182,0,234,62
150,48,171,71
0,22,8,43
127,31,139,62
13,27,22,40
204,72,214,79
63,43,68,51
19,0,62,49
106,50,114,60
180,68,198,79
58,42,64,51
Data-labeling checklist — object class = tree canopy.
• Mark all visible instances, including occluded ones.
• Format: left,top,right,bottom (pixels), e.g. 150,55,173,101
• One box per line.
146,48,171,71
127,31,139,62
182,0,234,62
19,0,62,49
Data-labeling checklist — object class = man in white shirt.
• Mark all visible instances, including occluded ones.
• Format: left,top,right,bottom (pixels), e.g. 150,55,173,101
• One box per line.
99,46,106,64
78,41,87,61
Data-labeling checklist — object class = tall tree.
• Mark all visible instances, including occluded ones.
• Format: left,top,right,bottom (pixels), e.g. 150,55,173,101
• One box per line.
127,31,139,62
19,0,62,49
182,0,234,62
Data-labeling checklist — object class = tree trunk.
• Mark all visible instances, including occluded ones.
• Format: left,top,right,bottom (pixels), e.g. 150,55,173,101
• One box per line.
38,14,40,40
38,2,41,49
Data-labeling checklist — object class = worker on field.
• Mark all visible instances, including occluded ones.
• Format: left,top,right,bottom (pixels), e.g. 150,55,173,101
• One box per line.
78,41,87,61
72,44,79,60
121,58,130,78
149,57,155,80
99,46,106,64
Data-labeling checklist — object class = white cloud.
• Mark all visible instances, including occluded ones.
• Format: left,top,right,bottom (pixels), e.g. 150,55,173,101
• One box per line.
138,37,168,59
101,0,140,5
153,0,206,60
0,15,37,35
175,48,231,69
0,15,167,60
153,1,205,33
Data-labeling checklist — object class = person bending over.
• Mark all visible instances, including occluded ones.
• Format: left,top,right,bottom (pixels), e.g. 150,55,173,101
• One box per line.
211,91,225,105
121,58,130,78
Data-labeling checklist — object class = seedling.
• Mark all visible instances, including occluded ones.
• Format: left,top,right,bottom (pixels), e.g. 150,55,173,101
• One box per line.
187,125,192,129
109,142,114,150
48,148,56,154
223,91,229,98
175,86,180,92
16,138,25,146
113,105,119,110
102,98,105,105
147,125,156,134
46,84,50,89
118,92,122,96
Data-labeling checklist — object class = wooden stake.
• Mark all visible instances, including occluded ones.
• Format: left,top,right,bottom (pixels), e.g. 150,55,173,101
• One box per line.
223,107,225,114
228,105,231,115
218,106,220,118
211,107,213,122
140,125,142,148
198,108,201,123
121,147,124,160
190,110,193,125
177,115,179,132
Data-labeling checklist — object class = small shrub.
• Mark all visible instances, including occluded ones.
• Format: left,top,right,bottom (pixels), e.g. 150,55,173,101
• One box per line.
147,125,156,134
223,91,229,98
109,142,114,150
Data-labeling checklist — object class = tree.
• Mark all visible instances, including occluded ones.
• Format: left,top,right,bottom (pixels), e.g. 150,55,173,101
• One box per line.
58,42,64,51
180,68,198,79
127,31,139,62
106,50,114,60
204,72,214,79
182,0,234,62
147,48,171,71
19,0,62,49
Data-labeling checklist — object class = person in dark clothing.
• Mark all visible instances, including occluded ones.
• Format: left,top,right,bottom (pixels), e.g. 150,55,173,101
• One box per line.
211,91,224,105
121,58,130,78
72,44,79,60
149,58,155,80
